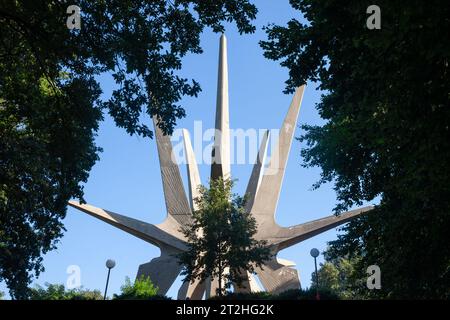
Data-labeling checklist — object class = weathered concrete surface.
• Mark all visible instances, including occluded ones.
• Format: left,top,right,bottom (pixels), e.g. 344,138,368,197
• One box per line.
137,244,184,295
153,117,192,227
272,206,374,251
255,258,301,294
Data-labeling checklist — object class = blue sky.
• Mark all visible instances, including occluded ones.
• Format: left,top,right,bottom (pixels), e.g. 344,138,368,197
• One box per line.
1,1,373,299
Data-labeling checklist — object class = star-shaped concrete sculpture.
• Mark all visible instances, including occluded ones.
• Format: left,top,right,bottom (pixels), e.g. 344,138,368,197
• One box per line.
69,35,373,299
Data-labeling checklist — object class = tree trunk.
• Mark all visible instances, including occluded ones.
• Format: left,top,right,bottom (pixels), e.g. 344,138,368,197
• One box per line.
218,261,223,297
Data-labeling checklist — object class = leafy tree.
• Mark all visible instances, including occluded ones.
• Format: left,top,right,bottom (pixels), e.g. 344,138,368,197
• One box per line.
0,0,257,298
30,283,103,300
113,276,169,300
1,0,257,136
0,70,102,299
178,178,271,297
261,0,450,298
311,250,368,299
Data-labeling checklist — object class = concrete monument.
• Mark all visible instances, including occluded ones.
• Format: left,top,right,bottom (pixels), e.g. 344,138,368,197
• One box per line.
69,35,373,299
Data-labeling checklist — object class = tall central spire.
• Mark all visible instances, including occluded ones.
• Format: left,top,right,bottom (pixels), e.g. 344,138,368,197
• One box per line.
211,34,231,181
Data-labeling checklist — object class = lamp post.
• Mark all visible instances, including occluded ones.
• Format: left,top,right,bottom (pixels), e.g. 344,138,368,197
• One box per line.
310,248,320,300
104,259,116,300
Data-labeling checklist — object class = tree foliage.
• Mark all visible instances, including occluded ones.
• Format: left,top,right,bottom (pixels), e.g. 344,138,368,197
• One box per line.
0,67,102,299
30,283,103,300
113,276,169,300
0,0,257,299
311,250,369,299
261,0,450,298
178,178,271,296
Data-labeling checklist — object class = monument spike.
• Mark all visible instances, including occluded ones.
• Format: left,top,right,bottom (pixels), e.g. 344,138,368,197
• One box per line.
182,129,202,211
153,117,192,226
211,33,231,181
68,201,186,251
273,205,374,250
206,33,231,298
250,85,305,232
244,129,270,212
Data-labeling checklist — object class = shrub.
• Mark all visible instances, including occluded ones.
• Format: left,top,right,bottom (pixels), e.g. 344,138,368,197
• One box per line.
113,276,171,300
30,283,103,300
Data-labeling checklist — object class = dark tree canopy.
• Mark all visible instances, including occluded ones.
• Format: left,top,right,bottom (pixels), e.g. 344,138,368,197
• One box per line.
178,178,271,297
261,0,450,298
0,0,257,298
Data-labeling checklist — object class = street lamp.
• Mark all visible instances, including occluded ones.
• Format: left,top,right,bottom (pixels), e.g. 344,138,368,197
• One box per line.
310,248,320,300
104,259,116,300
